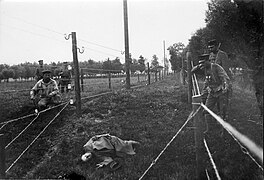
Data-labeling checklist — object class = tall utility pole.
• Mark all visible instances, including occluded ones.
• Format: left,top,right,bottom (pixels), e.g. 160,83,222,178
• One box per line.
123,0,130,89
71,32,81,117
163,40,166,77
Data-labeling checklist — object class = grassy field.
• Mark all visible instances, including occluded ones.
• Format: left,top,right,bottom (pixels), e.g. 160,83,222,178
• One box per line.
0,74,151,122
1,73,263,179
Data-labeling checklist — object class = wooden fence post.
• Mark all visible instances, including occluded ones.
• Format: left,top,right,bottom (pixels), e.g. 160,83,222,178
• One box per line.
147,62,150,85
0,134,5,179
108,72,112,89
192,95,206,180
187,51,192,104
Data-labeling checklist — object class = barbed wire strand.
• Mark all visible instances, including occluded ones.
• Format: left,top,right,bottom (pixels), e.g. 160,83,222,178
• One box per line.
0,113,36,125
80,45,124,60
78,38,122,53
205,169,211,180
224,125,264,171
0,88,32,93
203,138,222,180
191,68,263,169
2,13,123,56
0,102,68,126
0,123,8,132
191,75,198,96
81,91,113,101
5,113,41,149
246,120,263,127
81,68,123,72
201,103,263,170
138,106,202,180
2,13,64,36
5,102,69,173
193,73,200,95
1,23,123,60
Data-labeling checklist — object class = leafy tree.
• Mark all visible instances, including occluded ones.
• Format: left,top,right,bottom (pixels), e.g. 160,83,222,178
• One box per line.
168,42,185,72
151,55,159,68
137,55,146,72
102,58,112,71
10,65,25,81
0,72,3,83
1,68,14,82
205,0,263,69
188,0,263,114
111,57,123,71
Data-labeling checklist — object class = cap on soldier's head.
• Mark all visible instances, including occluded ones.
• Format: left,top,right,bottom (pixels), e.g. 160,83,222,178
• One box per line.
42,70,51,74
198,54,210,61
63,61,68,64
38,60,43,63
208,39,218,47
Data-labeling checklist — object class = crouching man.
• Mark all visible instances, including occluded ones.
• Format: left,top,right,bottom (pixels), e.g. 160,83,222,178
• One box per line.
30,70,61,110
81,134,140,171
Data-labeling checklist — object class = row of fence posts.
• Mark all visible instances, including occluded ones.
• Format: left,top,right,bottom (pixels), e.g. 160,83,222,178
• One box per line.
79,62,165,93
0,62,167,179
0,31,170,178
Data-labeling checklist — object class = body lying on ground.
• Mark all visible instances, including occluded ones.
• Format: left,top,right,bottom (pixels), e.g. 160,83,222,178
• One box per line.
81,134,140,170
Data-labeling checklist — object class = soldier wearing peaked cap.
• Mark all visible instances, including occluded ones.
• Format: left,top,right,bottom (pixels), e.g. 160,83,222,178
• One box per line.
35,60,44,81
208,39,232,79
192,53,230,135
58,62,72,93
30,69,61,110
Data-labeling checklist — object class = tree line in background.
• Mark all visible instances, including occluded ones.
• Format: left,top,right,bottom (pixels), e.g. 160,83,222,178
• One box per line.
188,0,263,71
168,0,263,76
0,54,166,82
1,0,262,84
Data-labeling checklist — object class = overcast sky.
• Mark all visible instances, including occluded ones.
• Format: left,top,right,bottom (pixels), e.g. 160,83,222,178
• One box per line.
0,0,209,65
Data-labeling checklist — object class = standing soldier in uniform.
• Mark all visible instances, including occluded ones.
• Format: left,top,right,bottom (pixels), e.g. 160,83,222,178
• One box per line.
208,39,233,120
192,55,230,135
35,60,44,81
208,39,232,79
59,62,72,93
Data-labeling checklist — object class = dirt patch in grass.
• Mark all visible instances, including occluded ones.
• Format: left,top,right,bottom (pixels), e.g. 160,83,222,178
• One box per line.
3,75,263,180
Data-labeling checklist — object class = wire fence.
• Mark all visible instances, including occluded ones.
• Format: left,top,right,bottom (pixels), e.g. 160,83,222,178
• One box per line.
5,102,69,173
2,63,262,179
139,106,202,180
0,69,167,178
189,60,263,179
203,138,221,180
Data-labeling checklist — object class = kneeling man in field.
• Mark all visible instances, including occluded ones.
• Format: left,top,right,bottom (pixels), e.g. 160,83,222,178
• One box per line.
30,70,61,110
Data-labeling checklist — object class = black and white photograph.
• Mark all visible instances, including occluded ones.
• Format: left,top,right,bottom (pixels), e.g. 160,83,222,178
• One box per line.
0,0,263,179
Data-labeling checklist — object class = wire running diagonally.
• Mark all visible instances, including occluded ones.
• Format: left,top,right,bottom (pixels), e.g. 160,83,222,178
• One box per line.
5,102,69,173
138,106,202,180
201,103,263,170
5,113,40,149
0,102,69,126
203,138,222,180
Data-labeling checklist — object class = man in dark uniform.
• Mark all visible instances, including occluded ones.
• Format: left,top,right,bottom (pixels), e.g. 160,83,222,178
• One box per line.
35,60,44,81
192,54,230,134
208,39,230,75
58,62,72,93
208,39,233,119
